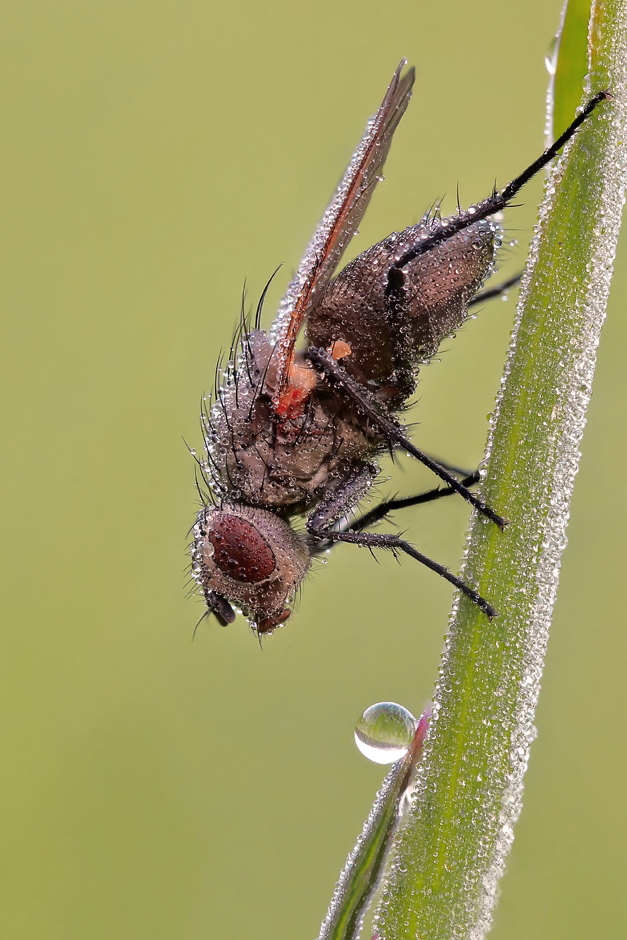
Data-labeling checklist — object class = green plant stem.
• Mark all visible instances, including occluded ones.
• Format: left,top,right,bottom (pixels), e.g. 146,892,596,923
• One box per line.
550,0,591,140
317,718,428,940
372,3,627,938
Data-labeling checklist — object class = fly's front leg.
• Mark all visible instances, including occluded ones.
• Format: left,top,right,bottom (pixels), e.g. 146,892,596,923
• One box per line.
306,463,379,554
306,469,497,619
306,347,507,529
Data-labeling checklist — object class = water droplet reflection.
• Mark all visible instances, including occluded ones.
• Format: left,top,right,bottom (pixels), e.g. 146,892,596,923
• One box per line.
354,702,417,764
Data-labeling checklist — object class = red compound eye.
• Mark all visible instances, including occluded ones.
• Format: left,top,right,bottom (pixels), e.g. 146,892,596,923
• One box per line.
208,514,276,583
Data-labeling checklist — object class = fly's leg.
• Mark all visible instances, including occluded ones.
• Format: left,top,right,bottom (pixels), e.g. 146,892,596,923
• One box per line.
394,448,477,478
345,471,480,535
311,471,479,547
314,530,497,618
386,93,610,285
384,96,609,371
416,456,476,477
469,272,522,308
306,465,497,618
307,463,379,551
306,346,507,528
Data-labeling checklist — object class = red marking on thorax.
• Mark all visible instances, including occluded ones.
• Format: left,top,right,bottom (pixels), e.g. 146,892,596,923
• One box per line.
275,362,318,419
275,342,352,419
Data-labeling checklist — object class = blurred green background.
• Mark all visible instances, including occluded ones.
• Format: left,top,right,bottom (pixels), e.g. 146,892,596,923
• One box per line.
1,1,625,937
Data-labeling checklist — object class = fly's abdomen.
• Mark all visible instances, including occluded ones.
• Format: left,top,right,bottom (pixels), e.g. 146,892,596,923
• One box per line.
306,217,498,405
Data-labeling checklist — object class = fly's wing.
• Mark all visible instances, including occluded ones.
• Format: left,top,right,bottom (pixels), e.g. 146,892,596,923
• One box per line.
270,61,415,399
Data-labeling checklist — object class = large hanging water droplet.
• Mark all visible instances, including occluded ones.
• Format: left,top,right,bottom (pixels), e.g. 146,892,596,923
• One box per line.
354,702,417,764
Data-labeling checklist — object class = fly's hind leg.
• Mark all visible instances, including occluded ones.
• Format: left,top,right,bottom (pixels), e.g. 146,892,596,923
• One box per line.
385,93,610,284
306,464,497,618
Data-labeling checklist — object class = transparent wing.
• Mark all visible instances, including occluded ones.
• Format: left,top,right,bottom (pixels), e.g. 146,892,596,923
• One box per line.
271,61,415,397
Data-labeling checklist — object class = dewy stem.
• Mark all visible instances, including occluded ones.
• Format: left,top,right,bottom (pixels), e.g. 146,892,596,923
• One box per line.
369,2,627,939
317,718,428,940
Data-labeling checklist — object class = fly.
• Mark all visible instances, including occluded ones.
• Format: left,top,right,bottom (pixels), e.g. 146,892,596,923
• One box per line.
189,61,609,636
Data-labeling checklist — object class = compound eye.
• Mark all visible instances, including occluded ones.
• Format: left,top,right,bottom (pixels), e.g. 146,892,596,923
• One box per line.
206,513,276,583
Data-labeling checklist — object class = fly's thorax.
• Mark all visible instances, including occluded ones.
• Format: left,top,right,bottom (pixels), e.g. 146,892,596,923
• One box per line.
192,502,311,634
207,331,374,507
207,330,285,501
306,216,498,405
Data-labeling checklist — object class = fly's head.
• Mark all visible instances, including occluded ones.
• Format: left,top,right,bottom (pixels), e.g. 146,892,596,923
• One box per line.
191,503,311,635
